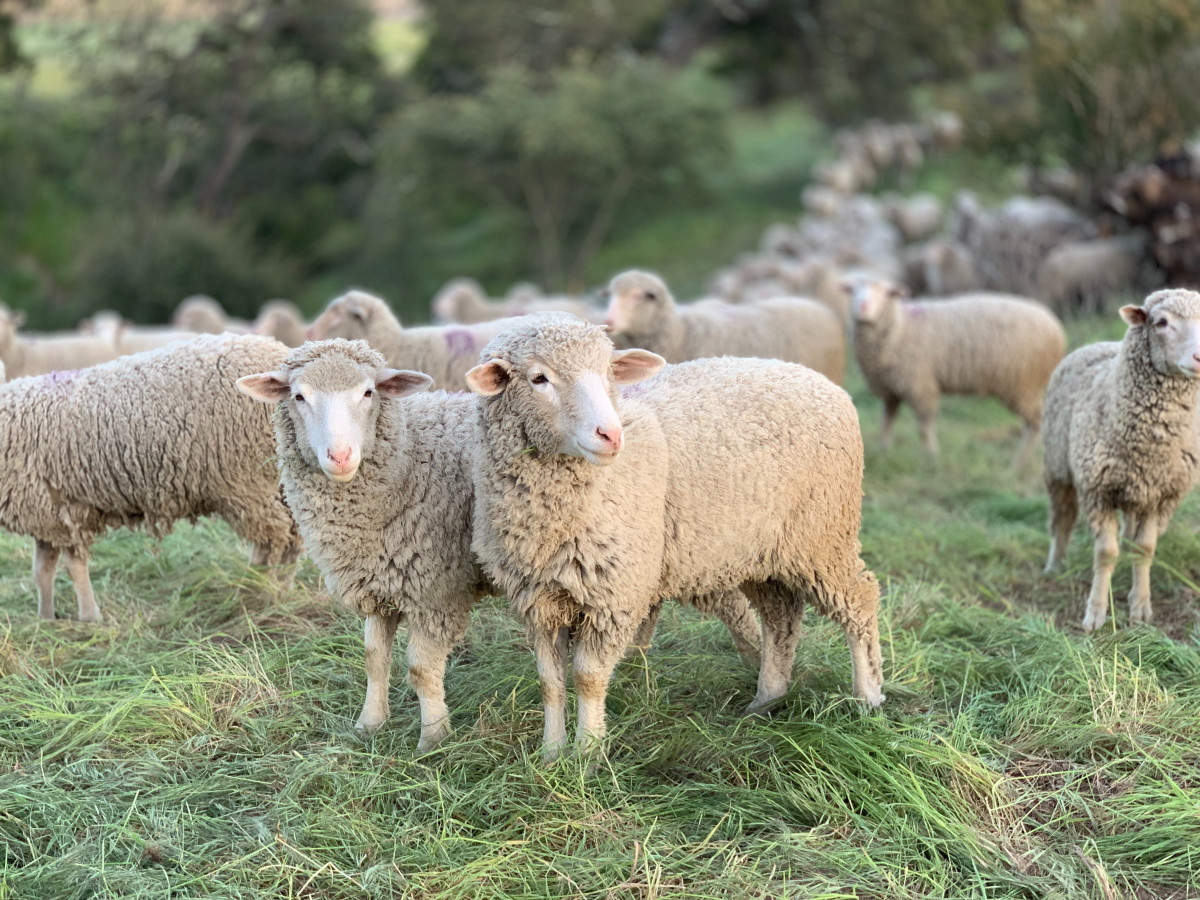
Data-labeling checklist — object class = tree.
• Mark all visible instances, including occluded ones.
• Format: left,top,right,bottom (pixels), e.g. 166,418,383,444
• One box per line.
374,58,730,292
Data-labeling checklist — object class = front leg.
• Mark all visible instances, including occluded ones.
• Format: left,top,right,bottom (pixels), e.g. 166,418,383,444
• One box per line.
63,546,101,623
356,612,400,735
1123,513,1160,625
880,396,901,451
534,625,570,761
1082,511,1119,632
407,613,468,751
573,620,640,755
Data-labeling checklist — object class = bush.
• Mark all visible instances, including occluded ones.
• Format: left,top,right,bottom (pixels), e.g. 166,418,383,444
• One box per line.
72,211,297,326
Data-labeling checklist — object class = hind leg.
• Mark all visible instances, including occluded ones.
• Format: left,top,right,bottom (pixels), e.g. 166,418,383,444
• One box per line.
688,589,761,668
845,618,886,707
1011,418,1040,471
742,581,803,711
628,602,662,655
1045,480,1078,574
34,540,60,620
63,547,101,623
880,396,901,451
910,393,940,456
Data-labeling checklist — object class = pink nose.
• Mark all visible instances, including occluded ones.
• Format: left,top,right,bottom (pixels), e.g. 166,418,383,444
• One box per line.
603,319,615,332
596,425,622,452
327,447,352,466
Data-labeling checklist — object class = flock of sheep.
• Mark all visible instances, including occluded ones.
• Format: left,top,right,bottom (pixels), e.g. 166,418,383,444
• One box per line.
3,119,1198,756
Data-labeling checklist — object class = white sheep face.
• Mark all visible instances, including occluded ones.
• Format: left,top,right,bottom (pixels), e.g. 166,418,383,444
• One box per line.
1123,291,1200,379
306,291,386,342
845,278,905,323
603,271,670,337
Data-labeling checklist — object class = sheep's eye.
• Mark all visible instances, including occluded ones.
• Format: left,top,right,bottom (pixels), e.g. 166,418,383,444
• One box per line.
294,393,305,403
1156,318,1170,328
364,388,374,398
531,373,549,385
644,291,658,301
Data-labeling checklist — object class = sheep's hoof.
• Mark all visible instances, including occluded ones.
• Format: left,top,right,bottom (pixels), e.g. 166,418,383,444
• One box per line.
78,611,103,624
1080,613,1105,633
354,714,387,737
1128,604,1153,626
743,695,786,718
541,742,567,765
416,723,451,753
859,687,887,708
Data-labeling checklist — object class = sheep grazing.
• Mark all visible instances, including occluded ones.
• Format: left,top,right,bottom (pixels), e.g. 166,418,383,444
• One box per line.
846,277,1065,465
238,339,491,748
172,295,251,335
0,334,301,622
1043,290,1200,631
0,306,121,378
306,290,522,392
254,299,307,347
603,270,845,385
468,314,883,756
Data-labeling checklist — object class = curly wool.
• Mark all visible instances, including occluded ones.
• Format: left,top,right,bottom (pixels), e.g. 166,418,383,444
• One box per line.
271,339,491,619
306,291,525,391
0,333,300,557
606,271,846,385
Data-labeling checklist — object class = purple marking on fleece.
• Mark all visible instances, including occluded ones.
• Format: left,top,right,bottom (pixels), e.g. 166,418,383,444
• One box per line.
444,329,476,357
41,369,81,387
906,303,927,320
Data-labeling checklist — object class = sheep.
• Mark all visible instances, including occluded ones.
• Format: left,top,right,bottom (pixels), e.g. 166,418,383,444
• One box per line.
1037,235,1152,315
432,277,601,324
78,310,198,355
467,314,883,755
846,277,1065,466
306,290,524,392
1043,290,1200,631
0,333,302,622
254,299,307,347
237,339,490,748
172,295,251,334
921,238,979,296
883,192,944,244
603,270,845,386
0,306,121,378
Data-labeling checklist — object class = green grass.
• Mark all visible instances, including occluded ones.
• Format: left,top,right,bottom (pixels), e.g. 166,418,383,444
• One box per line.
3,315,1200,898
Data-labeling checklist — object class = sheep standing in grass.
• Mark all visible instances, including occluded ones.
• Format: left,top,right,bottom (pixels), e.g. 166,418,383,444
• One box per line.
239,339,491,748
846,277,1065,466
468,314,882,756
0,334,301,622
1043,290,1200,631
603,270,845,385
306,290,523,391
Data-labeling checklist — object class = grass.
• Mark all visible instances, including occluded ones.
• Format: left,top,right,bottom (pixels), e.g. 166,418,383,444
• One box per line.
3,315,1200,898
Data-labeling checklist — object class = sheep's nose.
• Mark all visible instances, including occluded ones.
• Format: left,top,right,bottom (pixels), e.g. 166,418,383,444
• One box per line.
305,325,317,340
327,447,352,465
603,319,615,332
596,425,622,452
1193,352,1200,364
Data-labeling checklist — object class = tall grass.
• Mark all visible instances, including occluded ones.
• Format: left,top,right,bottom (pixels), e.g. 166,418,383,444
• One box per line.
2,315,1199,898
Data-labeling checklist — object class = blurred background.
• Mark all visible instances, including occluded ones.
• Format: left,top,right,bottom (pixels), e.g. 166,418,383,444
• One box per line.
1,0,1198,328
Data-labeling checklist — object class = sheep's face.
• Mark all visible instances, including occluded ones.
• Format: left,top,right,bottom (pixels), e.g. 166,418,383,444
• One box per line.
238,350,431,482
306,291,388,342
1123,290,1200,379
845,279,904,324
603,271,671,338
468,318,664,466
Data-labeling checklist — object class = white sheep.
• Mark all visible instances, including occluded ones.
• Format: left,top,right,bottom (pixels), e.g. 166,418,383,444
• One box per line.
431,277,601,325
0,334,301,622
253,299,307,347
1043,290,1200,630
846,277,1065,465
1037,235,1150,315
305,290,524,392
467,314,883,756
172,295,252,334
0,306,121,378
883,192,944,244
603,270,845,385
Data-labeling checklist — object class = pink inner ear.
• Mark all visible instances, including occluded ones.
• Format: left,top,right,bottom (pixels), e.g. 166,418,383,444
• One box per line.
376,369,432,398
236,372,290,402
611,349,666,384
465,360,511,396
1120,305,1148,326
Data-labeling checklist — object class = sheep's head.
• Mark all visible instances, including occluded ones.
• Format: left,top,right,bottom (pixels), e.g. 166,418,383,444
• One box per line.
1122,289,1200,379
603,270,673,338
844,277,906,324
431,278,487,324
255,300,306,346
237,338,431,482
306,290,392,342
467,313,664,467
173,295,226,334
0,304,24,354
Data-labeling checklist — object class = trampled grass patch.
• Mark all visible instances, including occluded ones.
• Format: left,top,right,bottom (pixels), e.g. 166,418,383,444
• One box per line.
3,316,1200,898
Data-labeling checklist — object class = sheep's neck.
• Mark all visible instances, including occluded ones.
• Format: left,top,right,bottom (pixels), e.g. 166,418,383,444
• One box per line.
853,302,904,360
633,302,685,363
1112,330,1200,465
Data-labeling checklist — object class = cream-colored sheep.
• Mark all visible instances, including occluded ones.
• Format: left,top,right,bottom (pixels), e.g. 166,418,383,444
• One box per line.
1043,290,1200,630
604,270,845,385
431,277,601,325
254,299,307,346
468,314,882,756
1037,235,1149,315
0,306,121,378
172,295,251,334
846,277,1065,465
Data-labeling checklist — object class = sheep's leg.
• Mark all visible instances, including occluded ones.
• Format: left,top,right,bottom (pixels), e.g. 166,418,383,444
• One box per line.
911,395,940,456
1123,514,1159,626
628,602,662,655
534,625,570,761
880,396,901,450
743,582,803,712
1011,419,1040,471
356,612,399,735
34,540,60,620
689,589,762,668
1045,481,1078,574
63,547,101,623
407,618,463,752
1082,512,1119,632
248,539,301,589
573,624,637,754
845,617,886,707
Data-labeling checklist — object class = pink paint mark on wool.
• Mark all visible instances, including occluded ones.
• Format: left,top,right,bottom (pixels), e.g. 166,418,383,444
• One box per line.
905,303,927,320
41,369,80,387
444,329,476,357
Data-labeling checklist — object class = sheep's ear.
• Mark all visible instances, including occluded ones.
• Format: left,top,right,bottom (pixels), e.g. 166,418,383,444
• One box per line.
611,348,665,384
887,283,909,300
1120,305,1148,326
11,310,25,328
376,368,433,398
465,359,512,396
236,371,290,402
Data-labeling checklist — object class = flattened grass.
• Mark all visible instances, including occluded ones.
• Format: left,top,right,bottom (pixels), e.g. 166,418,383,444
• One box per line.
2,314,1200,898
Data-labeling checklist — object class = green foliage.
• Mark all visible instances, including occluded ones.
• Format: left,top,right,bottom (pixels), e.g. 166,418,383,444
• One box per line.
72,210,296,325
1021,0,1200,182
364,57,731,296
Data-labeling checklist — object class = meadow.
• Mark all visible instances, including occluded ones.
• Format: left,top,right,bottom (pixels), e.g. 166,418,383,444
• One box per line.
2,311,1199,899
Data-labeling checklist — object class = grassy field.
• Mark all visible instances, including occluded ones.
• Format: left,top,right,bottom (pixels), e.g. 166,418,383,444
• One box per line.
3,312,1199,899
